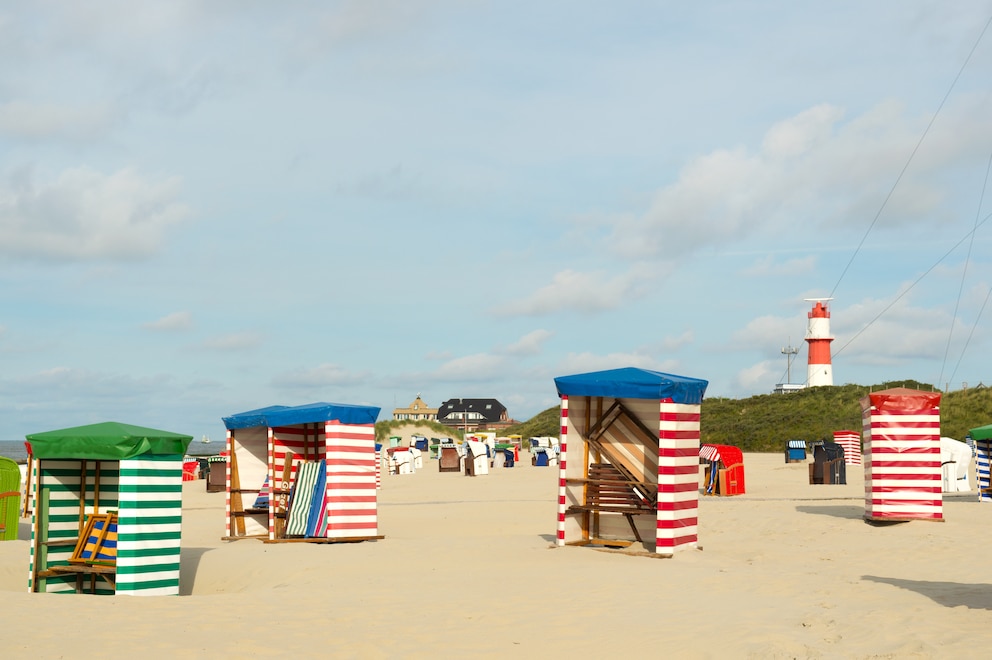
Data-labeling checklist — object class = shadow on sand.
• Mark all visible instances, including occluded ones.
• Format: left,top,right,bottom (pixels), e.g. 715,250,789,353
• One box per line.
795,504,865,520
179,547,213,595
863,575,992,610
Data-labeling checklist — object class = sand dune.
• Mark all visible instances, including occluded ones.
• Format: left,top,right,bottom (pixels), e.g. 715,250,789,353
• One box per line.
0,452,989,658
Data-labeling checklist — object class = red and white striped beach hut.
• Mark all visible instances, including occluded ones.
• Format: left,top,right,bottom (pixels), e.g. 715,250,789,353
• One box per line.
833,429,862,466
553,367,708,557
861,388,942,522
221,402,383,542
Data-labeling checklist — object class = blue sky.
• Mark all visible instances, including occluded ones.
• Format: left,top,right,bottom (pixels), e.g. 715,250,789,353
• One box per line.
2,1,992,441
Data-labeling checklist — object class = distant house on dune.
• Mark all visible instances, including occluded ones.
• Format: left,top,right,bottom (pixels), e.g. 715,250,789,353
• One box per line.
438,398,513,433
391,395,438,422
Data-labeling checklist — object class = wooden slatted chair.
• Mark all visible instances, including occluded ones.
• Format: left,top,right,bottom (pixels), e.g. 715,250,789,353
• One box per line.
44,512,118,593
566,463,656,543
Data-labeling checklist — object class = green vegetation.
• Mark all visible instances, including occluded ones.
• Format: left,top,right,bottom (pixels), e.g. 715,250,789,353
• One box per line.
373,419,462,444
501,406,561,439
499,380,992,452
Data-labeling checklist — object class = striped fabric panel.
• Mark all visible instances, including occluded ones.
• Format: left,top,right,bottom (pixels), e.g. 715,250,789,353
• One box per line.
116,455,183,596
224,431,233,538
698,445,721,463
863,399,942,521
305,462,329,538
375,448,381,490
324,422,378,538
555,396,568,547
656,402,701,555
285,460,321,536
975,440,991,502
833,431,862,465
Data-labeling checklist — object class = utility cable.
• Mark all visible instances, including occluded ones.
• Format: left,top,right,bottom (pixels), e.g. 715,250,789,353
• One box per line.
832,210,992,361
938,149,992,386
829,13,992,301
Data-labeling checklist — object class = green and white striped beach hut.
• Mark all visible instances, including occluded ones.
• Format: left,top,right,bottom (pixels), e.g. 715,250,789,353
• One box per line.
26,422,192,596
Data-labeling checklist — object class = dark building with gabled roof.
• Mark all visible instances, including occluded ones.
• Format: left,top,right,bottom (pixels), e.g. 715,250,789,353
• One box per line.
438,398,512,433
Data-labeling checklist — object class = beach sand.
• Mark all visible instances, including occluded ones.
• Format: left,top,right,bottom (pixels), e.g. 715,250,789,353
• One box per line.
1,452,989,658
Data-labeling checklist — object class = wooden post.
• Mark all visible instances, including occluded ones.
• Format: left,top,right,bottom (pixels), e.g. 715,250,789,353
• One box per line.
274,451,295,539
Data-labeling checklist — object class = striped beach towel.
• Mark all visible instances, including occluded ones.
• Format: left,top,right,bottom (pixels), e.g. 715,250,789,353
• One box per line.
285,461,322,536
253,476,270,509
304,460,328,538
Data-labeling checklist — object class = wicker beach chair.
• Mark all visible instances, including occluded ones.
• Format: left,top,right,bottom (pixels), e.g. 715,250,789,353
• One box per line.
0,456,21,541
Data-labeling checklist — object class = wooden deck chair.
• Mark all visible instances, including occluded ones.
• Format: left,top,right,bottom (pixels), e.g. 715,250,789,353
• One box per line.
46,512,119,592
69,513,118,566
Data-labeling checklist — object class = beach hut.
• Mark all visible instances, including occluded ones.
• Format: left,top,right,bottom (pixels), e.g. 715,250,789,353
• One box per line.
25,422,192,596
861,388,942,522
700,444,746,495
833,430,862,466
785,440,807,463
554,367,708,556
970,423,992,502
221,402,383,543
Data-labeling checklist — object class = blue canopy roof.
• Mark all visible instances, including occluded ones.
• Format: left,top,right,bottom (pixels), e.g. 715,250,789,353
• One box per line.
222,402,381,430
554,367,708,404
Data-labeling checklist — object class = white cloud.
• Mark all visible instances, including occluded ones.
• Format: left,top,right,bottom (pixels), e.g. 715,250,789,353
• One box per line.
732,314,805,352
11,366,168,398
199,332,263,351
0,166,190,261
504,329,553,356
495,269,644,317
741,255,817,277
733,360,779,393
432,353,507,381
832,296,952,368
0,100,119,141
604,100,982,261
272,363,368,389
143,311,193,332
556,351,680,376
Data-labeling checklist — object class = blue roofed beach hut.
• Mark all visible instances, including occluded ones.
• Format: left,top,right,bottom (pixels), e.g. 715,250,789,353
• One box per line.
221,401,382,543
553,367,708,557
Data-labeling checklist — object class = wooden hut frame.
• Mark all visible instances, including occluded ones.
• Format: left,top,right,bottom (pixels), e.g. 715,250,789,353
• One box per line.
222,402,384,543
25,422,192,596
554,368,708,557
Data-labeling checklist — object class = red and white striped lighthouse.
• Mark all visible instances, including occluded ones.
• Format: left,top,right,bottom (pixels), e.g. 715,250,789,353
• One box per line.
805,298,834,387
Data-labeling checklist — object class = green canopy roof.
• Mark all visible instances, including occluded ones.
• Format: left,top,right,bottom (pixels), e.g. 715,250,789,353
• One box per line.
26,421,193,460
969,423,992,441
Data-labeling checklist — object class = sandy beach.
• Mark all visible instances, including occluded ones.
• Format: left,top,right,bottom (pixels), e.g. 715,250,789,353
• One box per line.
1,451,989,659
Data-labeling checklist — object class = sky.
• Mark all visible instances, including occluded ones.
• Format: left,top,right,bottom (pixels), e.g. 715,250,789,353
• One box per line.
2,1,992,442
